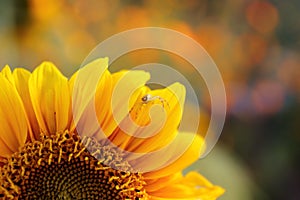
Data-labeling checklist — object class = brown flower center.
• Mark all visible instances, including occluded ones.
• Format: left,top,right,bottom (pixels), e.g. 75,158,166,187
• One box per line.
0,132,147,199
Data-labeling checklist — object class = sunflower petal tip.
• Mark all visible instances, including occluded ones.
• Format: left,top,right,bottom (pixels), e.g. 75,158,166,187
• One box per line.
13,67,30,75
34,61,60,75
167,82,186,102
94,57,109,64
82,57,109,73
40,61,55,66
1,65,13,76
1,64,11,71
103,57,109,62
143,71,151,80
125,70,151,82
172,82,186,91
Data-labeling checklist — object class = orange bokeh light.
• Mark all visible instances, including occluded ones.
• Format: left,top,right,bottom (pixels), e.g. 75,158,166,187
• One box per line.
232,33,267,69
246,1,279,34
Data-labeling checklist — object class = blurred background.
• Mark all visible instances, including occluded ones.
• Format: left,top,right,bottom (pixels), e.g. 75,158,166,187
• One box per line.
0,0,299,199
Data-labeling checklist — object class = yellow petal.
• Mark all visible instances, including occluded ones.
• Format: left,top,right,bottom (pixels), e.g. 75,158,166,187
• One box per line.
2,66,41,140
142,132,204,178
68,70,78,132
0,139,14,158
180,172,225,199
110,82,185,154
145,172,183,192
148,171,224,200
1,65,15,85
107,85,149,148
70,58,110,137
93,70,113,139
28,61,71,135
96,69,150,142
13,68,40,140
0,74,28,157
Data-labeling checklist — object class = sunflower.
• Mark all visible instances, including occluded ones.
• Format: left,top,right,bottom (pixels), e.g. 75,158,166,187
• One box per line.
0,58,224,199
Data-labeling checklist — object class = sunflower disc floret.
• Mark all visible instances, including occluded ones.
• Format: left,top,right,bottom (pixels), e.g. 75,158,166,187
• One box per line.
0,131,147,199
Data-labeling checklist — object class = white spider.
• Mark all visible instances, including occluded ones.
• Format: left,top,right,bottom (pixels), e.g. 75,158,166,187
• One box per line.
140,94,170,108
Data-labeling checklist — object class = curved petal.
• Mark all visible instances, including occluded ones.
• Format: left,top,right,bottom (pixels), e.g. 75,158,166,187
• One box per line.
147,171,224,200
70,58,112,138
70,60,150,141
13,68,40,140
144,172,183,192
100,70,151,143
0,74,28,157
68,70,78,132
142,133,204,178
1,66,40,140
1,65,15,85
28,61,71,135
107,85,149,148
129,83,185,152
109,82,185,153
94,70,112,136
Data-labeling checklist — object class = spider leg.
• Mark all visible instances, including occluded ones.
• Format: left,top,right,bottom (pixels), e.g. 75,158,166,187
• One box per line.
157,96,170,109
